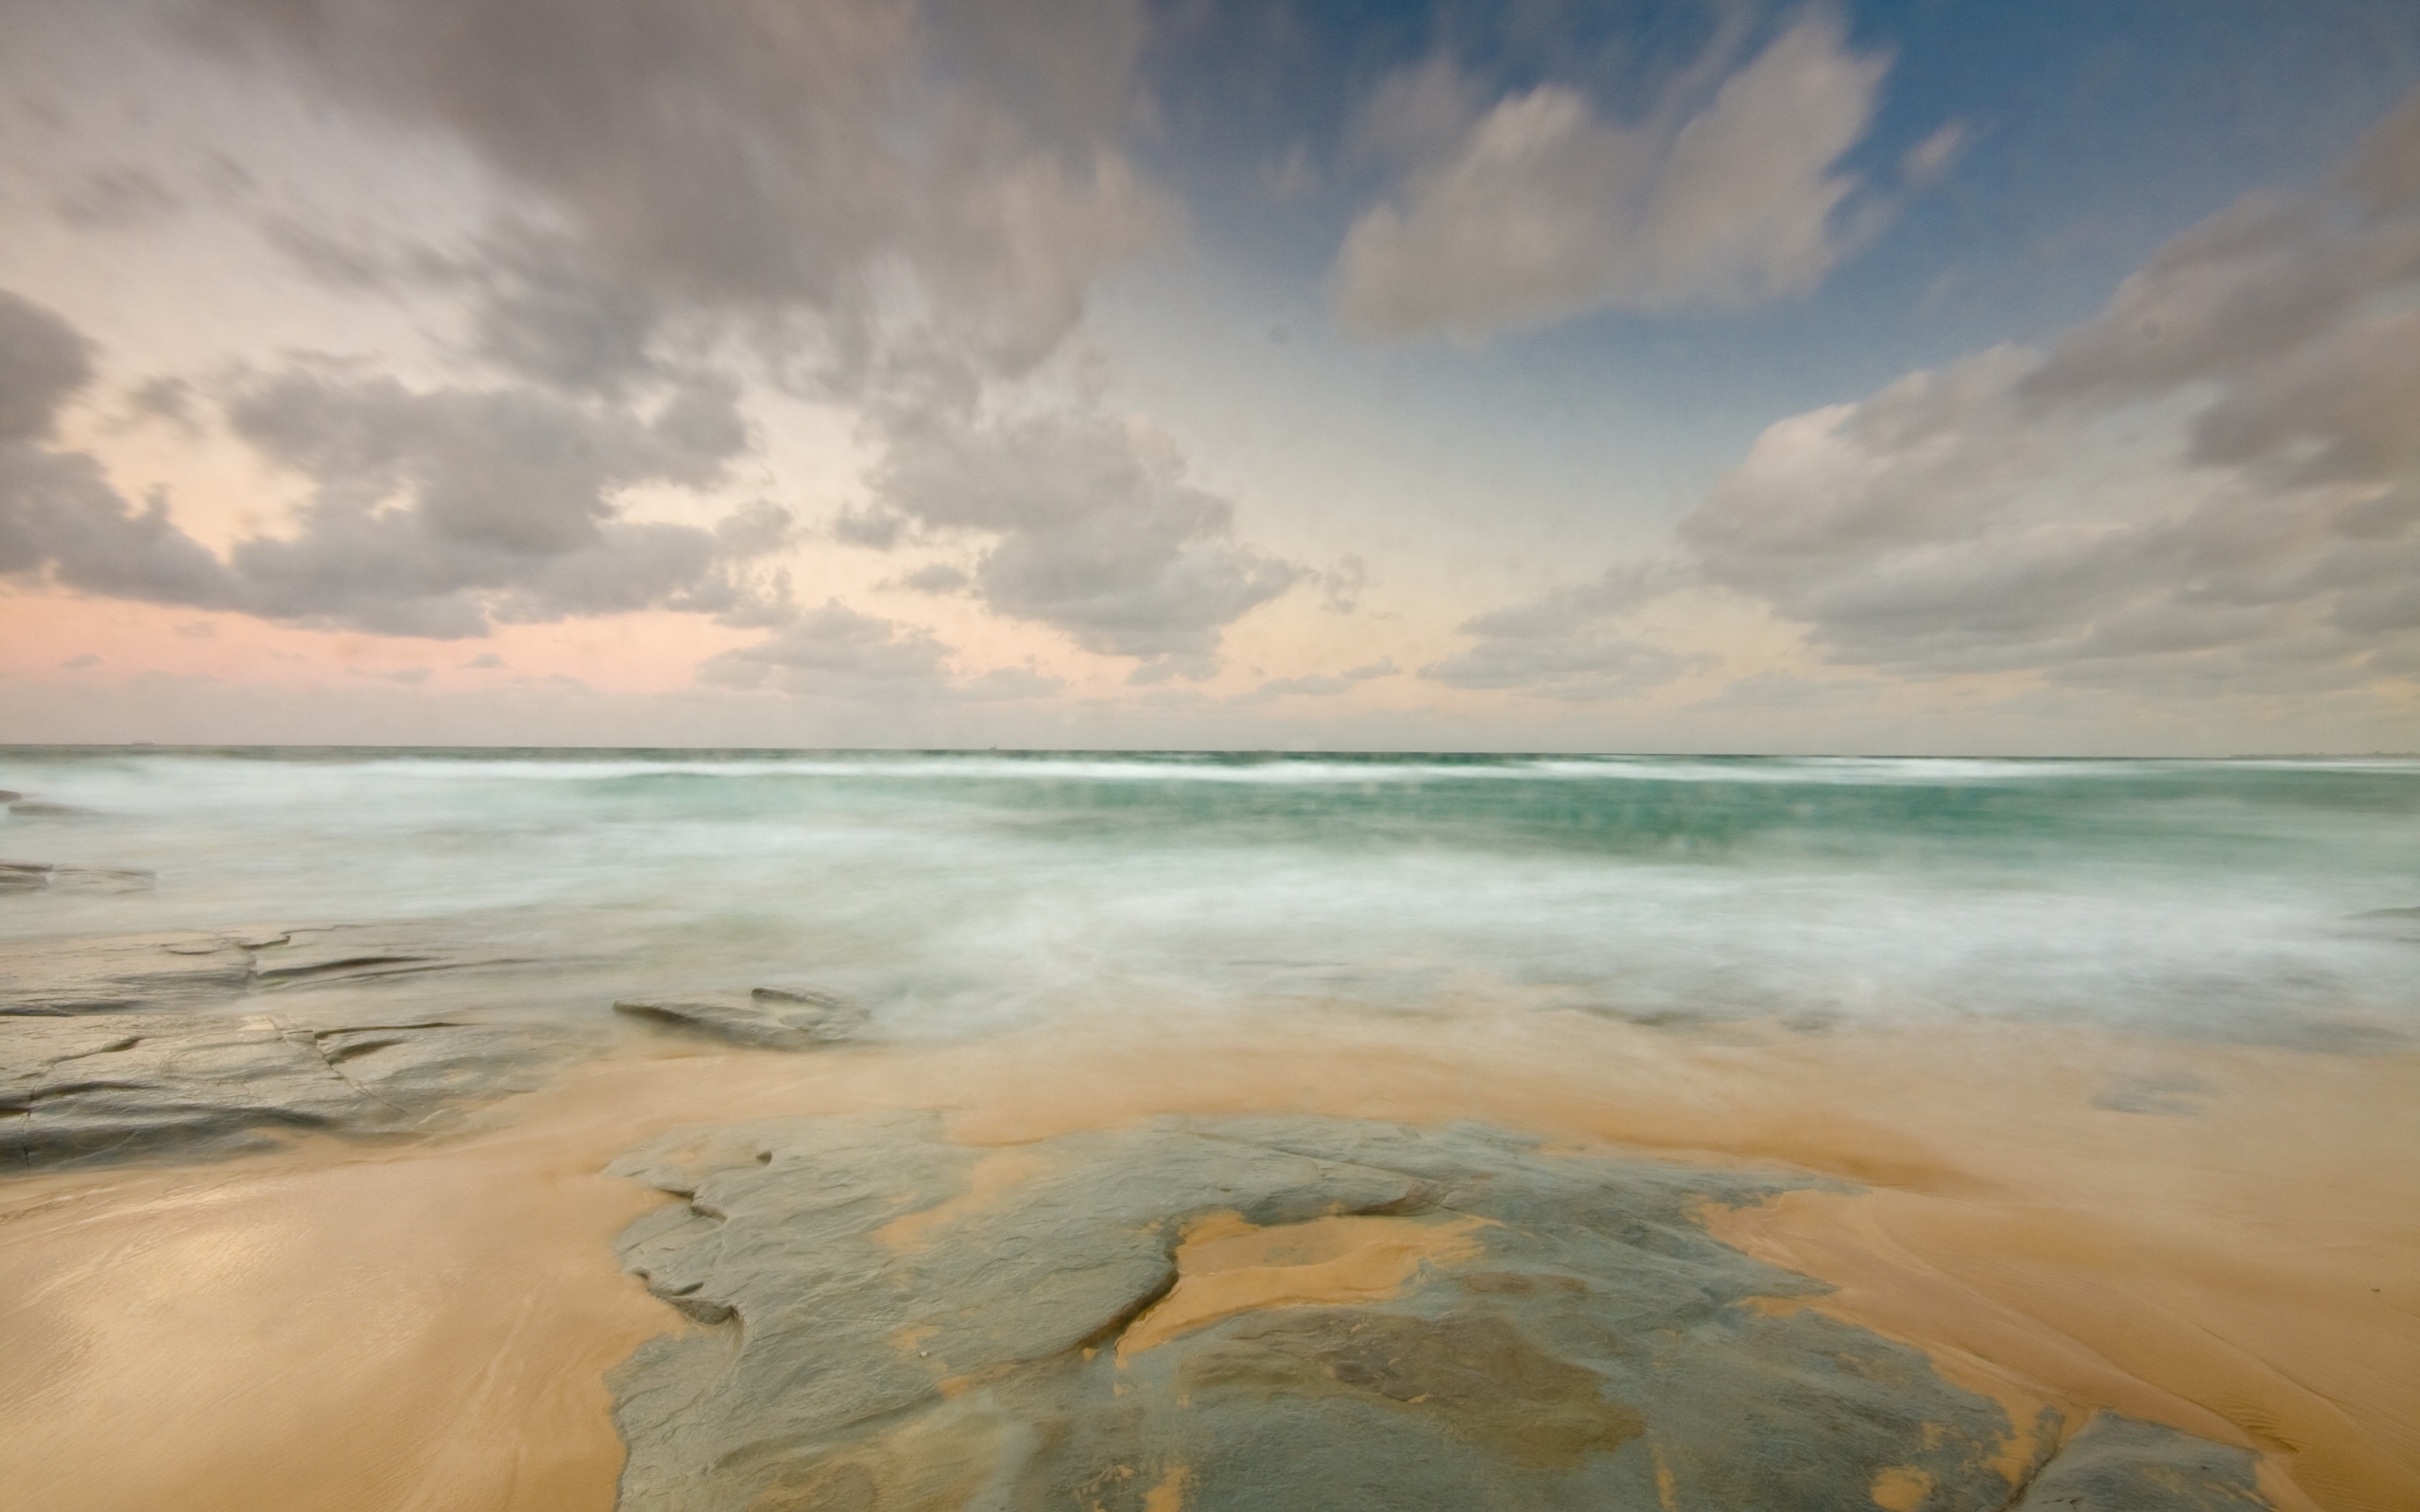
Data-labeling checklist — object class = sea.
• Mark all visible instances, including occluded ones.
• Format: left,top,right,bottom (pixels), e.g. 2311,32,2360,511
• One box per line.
3,747,2416,1053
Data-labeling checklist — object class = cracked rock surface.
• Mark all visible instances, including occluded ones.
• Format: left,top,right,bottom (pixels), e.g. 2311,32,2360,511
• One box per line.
0,1010,569,1168
0,922,547,1017
613,986,867,1049
605,1114,2274,1512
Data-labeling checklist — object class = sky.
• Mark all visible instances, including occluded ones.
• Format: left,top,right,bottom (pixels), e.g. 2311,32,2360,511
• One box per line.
4,0,2419,753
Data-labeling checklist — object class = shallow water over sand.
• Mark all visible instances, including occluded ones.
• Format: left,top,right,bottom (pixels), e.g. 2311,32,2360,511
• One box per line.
2,749,2416,1510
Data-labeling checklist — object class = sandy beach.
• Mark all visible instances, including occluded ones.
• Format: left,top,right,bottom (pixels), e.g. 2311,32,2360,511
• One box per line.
5,1007,2412,1511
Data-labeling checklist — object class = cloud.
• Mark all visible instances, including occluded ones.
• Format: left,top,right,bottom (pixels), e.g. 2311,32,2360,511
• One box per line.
700,601,951,696
1899,122,1966,189
59,652,100,670
698,598,1033,702
1676,89,2420,694
1336,9,1890,340
1418,564,1704,698
1252,673,1351,698
0,290,94,442
195,0,1170,375
1,294,247,608
214,366,793,637
51,164,182,231
866,380,1301,673
2,291,797,638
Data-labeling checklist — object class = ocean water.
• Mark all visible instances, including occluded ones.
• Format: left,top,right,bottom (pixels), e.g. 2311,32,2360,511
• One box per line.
3,747,2416,1051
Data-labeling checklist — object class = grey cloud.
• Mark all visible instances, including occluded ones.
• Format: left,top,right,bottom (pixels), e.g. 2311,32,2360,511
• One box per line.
217,369,794,637
124,375,199,430
1319,555,1368,613
1673,89,2420,693
0,291,94,441
59,652,100,670
52,164,182,230
898,562,971,593
1,289,795,638
698,600,952,699
832,506,909,549
956,663,1066,701
1337,9,1890,339
1244,658,1398,699
1422,562,1700,698
869,384,1301,669
196,0,1169,376
1253,673,1352,698
1,446,244,611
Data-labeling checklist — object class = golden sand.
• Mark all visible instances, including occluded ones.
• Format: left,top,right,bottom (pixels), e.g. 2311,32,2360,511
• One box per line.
1,1006,2412,1511
1116,1209,1491,1357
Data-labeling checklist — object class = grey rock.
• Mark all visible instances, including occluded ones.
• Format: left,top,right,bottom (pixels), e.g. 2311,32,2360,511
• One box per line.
0,921,564,1018
0,1009,571,1170
0,790,21,802
247,922,541,989
0,931,258,1014
603,1115,2264,1512
613,985,866,1049
0,860,154,895
2009,1411,2267,1510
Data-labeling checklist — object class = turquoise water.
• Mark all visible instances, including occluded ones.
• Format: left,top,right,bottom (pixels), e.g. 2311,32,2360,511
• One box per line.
3,747,2416,1049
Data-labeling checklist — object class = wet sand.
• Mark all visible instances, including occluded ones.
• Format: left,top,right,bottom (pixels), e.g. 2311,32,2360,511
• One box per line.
2,1007,2414,1512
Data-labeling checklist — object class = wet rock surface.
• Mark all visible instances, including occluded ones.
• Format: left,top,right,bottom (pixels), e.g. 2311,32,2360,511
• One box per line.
0,1009,572,1169
0,922,548,1016
605,1114,2273,1512
0,930,259,1013
614,986,867,1049
0,859,156,894
2006,1412,2266,1511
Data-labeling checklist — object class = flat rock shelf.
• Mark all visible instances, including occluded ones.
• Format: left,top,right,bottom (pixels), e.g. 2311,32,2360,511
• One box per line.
604,1114,2269,1512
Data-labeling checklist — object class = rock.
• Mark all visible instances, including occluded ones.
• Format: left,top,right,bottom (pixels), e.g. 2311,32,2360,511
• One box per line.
9,801,89,816
0,861,48,892
0,931,258,1014
2009,1411,2266,1510
613,985,866,1049
246,922,541,989
0,1010,572,1169
0,859,158,896
602,1114,2270,1512
0,920,552,1018
0,790,21,802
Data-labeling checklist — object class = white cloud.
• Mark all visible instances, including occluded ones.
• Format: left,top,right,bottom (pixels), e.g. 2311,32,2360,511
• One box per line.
1676,89,2420,695
1336,9,1890,340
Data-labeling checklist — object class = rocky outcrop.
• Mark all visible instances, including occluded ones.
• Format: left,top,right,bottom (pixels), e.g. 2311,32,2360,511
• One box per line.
613,986,866,1049
601,1114,2277,1512
0,1009,570,1169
